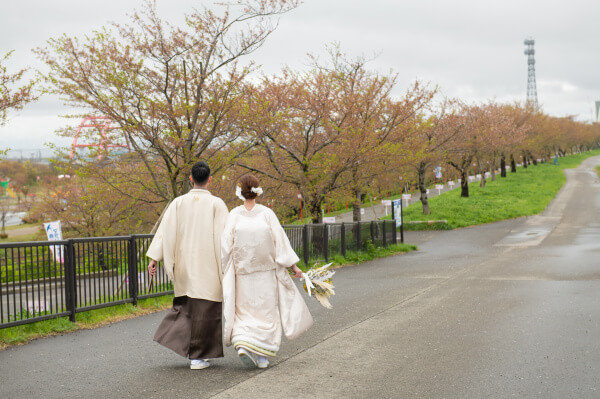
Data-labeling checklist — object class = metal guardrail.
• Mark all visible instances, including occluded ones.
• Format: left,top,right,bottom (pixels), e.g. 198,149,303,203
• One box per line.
0,220,398,329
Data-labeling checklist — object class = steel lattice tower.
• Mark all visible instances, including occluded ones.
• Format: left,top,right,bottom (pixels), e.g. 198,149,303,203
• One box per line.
524,38,538,108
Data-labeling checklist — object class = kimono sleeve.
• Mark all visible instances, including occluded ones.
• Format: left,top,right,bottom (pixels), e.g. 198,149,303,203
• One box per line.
146,200,177,281
268,209,300,268
221,211,237,346
220,210,236,275
213,198,229,274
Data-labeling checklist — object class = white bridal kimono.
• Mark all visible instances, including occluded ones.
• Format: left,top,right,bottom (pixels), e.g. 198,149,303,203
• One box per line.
221,204,313,357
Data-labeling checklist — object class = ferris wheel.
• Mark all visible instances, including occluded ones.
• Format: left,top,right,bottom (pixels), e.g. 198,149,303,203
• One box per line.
69,116,131,160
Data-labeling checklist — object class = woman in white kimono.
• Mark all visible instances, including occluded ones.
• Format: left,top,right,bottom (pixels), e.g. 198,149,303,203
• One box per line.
221,175,313,368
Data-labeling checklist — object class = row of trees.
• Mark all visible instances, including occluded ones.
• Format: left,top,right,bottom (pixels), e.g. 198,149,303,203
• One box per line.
3,0,600,236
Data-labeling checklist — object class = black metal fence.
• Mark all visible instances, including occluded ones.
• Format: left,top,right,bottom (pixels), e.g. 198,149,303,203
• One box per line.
0,220,398,329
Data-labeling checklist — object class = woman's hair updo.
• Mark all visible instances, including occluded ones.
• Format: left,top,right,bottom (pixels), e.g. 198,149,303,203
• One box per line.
238,174,260,200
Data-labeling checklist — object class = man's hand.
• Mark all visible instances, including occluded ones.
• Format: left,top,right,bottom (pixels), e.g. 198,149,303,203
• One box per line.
148,259,157,276
290,264,303,279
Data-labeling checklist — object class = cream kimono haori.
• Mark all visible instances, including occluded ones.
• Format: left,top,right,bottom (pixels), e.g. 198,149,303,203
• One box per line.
221,204,313,357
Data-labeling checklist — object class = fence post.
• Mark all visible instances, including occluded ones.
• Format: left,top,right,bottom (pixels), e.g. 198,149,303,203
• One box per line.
370,221,375,244
323,224,329,263
341,223,346,258
128,236,138,306
382,221,387,247
302,224,309,265
392,221,398,245
356,222,361,250
63,239,77,322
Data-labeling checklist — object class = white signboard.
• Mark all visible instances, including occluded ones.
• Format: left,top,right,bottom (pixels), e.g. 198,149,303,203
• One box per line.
43,220,64,263
381,200,392,206
476,174,482,179
448,181,455,186
435,184,444,190
401,194,411,200
392,199,402,228
322,217,336,224
360,208,365,215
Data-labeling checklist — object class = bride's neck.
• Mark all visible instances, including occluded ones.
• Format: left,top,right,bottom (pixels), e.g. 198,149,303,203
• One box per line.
244,199,256,211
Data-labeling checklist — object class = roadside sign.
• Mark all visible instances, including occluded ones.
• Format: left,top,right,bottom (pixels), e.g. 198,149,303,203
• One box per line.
381,200,392,206
322,217,336,224
43,221,64,263
392,199,402,228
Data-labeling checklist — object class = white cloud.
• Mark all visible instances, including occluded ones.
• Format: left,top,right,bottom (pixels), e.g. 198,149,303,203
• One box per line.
1,0,599,151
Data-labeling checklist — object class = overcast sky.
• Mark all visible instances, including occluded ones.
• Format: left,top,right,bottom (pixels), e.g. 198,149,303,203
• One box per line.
2,0,599,158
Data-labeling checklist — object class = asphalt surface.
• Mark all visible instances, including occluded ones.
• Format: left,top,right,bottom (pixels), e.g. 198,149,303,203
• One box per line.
2,157,600,398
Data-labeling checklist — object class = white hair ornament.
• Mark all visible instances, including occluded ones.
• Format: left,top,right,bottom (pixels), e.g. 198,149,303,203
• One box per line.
251,187,263,196
235,185,246,201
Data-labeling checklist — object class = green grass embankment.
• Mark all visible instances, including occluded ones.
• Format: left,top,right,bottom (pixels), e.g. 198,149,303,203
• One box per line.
383,150,600,229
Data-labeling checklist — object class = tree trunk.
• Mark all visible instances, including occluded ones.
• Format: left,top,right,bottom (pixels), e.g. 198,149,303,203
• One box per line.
522,154,528,168
510,154,517,173
480,169,486,188
352,189,362,222
491,167,496,182
460,170,469,197
417,163,430,215
309,200,322,224
500,154,507,178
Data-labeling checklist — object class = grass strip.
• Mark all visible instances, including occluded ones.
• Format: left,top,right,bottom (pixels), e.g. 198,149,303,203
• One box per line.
329,243,417,266
0,295,173,350
297,242,417,270
382,150,600,229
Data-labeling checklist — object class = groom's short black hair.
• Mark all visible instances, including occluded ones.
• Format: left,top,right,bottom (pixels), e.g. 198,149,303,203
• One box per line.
191,161,210,185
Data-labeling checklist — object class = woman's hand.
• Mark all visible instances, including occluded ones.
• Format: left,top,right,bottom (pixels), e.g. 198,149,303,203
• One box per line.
290,265,303,279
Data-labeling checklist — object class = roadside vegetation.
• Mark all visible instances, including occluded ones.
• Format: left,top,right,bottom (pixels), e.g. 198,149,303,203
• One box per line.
383,150,600,229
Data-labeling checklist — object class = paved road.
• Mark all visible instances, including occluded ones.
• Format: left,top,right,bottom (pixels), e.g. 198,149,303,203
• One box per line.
2,157,600,398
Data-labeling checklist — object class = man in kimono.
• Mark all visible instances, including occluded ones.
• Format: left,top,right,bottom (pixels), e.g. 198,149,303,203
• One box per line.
147,161,228,370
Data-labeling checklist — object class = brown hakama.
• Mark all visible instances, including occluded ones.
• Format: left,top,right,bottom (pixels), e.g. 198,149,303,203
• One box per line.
153,296,223,359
